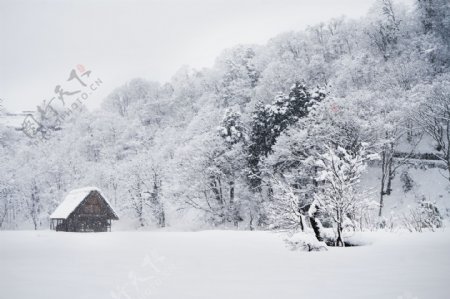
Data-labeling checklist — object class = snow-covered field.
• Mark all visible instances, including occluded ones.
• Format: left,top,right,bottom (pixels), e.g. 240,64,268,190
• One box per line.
1,230,450,299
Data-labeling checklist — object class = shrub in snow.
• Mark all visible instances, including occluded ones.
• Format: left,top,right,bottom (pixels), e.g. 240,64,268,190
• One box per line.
284,232,328,252
378,211,401,232
402,198,443,232
400,170,415,193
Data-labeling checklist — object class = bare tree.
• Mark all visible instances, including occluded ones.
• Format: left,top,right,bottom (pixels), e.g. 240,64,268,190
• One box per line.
414,80,450,181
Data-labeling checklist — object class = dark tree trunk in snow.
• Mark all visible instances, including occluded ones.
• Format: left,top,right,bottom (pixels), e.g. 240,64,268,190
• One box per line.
379,159,385,218
299,215,304,232
379,140,396,217
336,222,344,247
229,180,238,227
308,202,324,242
159,210,165,228
309,217,323,241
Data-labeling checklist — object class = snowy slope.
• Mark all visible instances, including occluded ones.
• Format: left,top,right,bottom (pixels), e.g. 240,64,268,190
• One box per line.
360,163,450,223
1,230,449,299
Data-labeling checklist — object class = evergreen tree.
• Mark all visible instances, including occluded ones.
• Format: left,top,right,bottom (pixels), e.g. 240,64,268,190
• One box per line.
246,82,326,189
218,109,246,146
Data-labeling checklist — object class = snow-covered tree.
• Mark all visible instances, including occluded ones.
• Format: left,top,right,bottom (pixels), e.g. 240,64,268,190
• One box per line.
246,82,325,189
314,145,375,246
217,109,246,146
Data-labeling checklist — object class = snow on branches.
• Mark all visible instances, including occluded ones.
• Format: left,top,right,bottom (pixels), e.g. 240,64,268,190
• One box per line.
313,144,378,246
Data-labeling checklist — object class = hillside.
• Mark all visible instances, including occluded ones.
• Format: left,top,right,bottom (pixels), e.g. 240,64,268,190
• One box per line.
0,0,449,240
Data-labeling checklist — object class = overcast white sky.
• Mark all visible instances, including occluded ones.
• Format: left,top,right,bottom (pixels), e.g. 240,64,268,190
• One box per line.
1,0,394,112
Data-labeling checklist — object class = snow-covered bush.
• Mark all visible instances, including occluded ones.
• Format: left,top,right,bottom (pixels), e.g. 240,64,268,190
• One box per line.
284,232,328,252
402,199,443,232
378,211,401,232
400,170,415,193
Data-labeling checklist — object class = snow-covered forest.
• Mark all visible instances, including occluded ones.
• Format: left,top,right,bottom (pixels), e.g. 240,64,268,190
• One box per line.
1,0,449,244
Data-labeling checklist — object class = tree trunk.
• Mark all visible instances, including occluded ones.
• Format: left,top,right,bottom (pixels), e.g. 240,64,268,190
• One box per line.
210,178,223,205
385,143,395,195
446,119,450,183
299,215,304,232
336,222,344,247
159,211,165,228
379,150,386,217
229,181,238,227
309,217,323,241
32,216,38,230
308,202,323,242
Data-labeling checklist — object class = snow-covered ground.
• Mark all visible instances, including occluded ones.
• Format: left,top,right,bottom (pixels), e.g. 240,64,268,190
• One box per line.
1,230,449,299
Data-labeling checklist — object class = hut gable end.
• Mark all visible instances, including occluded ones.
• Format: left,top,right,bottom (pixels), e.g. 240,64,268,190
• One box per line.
72,191,118,219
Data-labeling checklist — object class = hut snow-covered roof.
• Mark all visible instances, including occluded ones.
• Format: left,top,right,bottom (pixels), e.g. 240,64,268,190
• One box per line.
50,187,118,220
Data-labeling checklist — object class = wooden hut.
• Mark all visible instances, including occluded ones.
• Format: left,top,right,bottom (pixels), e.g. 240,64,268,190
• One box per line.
50,187,119,232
